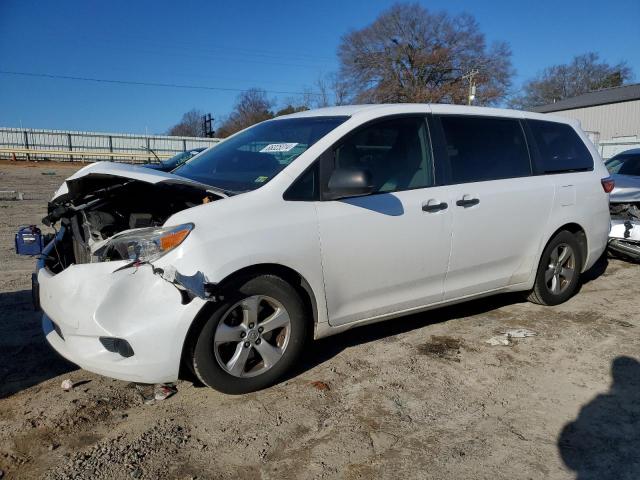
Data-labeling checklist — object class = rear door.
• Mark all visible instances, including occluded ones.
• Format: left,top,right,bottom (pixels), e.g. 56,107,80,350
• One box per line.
431,114,555,300
315,116,453,326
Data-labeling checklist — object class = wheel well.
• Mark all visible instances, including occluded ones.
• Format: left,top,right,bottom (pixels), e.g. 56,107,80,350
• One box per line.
216,264,318,326
549,223,588,269
179,264,318,373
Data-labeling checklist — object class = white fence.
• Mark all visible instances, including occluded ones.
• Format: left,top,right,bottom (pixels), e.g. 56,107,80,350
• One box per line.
0,127,220,163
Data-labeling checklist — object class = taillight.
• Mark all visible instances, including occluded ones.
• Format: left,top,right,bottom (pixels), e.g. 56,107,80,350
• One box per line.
601,177,615,193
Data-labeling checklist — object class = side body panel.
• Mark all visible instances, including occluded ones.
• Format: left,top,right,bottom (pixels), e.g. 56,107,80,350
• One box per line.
316,187,453,326
443,176,554,299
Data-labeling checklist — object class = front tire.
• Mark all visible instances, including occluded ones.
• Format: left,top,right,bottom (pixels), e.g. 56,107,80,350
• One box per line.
191,275,308,394
528,230,583,306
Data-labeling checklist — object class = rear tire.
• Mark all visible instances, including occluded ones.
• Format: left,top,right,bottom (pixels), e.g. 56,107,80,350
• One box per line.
528,231,583,306
191,274,308,394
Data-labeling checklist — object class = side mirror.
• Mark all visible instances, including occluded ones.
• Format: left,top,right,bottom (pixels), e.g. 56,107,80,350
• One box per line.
326,168,374,200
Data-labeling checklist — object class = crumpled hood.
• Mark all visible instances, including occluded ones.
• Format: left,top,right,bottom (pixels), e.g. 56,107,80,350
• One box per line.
50,161,224,205
610,174,640,203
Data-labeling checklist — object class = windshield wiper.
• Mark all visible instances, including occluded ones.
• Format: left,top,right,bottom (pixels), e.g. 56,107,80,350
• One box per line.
141,145,162,164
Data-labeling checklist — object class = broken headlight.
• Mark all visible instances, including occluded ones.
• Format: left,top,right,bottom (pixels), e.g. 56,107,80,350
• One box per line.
95,223,194,263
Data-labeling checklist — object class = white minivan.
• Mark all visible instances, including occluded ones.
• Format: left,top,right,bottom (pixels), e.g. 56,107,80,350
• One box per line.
35,104,612,393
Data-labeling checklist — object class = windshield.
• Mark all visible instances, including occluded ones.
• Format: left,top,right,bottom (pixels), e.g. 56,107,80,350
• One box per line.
163,148,205,169
173,116,347,192
606,154,640,176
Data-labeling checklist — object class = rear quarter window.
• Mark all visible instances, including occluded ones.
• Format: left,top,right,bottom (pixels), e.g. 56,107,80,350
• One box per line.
527,120,593,174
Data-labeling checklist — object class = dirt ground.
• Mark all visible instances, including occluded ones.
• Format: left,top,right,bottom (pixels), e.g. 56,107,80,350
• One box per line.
1,161,638,479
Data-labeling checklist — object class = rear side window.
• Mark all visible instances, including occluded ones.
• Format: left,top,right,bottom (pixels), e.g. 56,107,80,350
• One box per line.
438,116,531,184
527,120,593,173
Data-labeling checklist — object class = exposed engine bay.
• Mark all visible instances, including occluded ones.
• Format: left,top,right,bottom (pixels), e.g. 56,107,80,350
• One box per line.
42,178,223,273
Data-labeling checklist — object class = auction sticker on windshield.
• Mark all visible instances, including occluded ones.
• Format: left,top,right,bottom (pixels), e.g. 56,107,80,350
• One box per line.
259,143,298,153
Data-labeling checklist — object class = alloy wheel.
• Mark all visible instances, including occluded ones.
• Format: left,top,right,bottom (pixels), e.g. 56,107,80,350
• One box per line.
545,243,576,295
213,295,291,378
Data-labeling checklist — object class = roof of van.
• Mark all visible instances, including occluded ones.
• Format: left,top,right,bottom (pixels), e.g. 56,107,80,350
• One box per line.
278,103,576,125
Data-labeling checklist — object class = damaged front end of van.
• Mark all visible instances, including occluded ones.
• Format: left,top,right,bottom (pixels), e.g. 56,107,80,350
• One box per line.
30,162,225,383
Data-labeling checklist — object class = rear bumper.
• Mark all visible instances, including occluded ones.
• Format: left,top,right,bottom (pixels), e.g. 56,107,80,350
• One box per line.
39,262,206,384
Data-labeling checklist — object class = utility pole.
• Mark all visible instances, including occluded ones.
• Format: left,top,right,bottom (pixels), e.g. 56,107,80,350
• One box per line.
202,113,215,138
462,69,479,105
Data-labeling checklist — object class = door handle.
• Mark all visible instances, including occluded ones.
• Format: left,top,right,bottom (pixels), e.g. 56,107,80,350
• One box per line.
422,201,448,212
456,197,480,207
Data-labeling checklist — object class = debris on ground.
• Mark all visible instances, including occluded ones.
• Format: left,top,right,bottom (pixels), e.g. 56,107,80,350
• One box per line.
502,328,538,338
486,328,538,346
135,384,155,405
41,171,56,175
134,383,177,404
418,335,464,360
154,383,177,401
60,379,74,391
310,381,331,391
486,336,511,346
60,379,91,391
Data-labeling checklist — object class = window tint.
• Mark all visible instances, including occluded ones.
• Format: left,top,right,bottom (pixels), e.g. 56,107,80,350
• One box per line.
606,154,640,176
439,116,531,183
333,117,432,194
283,163,319,201
527,120,593,173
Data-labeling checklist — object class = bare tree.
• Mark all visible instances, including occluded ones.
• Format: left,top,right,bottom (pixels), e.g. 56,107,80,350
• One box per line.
278,87,317,113
336,3,513,105
331,73,350,106
510,53,633,109
167,109,206,137
216,89,275,137
315,75,331,108
315,73,350,106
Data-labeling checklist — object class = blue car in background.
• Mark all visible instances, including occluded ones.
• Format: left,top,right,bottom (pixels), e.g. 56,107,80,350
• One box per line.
143,147,207,172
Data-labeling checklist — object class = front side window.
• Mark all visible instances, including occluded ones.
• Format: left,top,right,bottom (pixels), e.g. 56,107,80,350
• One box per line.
332,116,433,194
174,116,347,193
439,115,531,184
527,120,593,173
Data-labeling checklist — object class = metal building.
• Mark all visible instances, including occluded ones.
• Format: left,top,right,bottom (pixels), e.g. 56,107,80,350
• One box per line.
531,83,640,159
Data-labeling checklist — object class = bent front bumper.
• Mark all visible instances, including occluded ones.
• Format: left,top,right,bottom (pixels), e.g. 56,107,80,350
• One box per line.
39,262,206,384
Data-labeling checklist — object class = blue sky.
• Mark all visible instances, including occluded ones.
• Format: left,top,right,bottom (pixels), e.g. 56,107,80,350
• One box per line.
1,0,638,134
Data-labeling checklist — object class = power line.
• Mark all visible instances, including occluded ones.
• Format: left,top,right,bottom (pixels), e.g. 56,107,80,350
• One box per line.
38,28,336,63
0,70,322,96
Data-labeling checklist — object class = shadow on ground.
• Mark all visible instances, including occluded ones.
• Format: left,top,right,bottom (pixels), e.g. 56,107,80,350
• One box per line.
558,356,640,480
291,252,611,378
295,291,526,378
0,289,76,399
580,253,609,285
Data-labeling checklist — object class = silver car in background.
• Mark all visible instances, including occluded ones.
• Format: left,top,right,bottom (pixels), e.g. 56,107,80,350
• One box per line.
606,148,640,261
